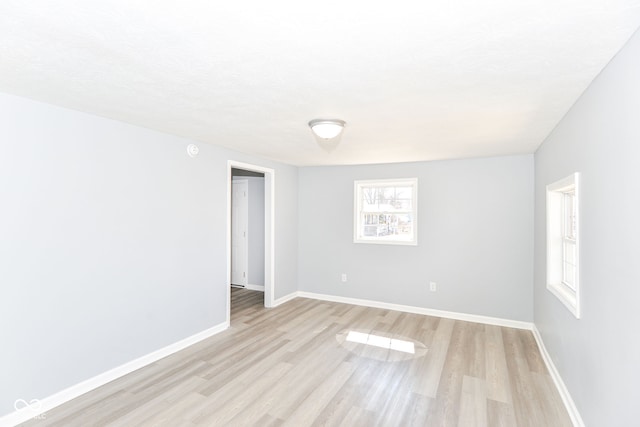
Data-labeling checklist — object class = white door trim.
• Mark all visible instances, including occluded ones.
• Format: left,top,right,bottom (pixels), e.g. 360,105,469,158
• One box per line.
227,161,275,324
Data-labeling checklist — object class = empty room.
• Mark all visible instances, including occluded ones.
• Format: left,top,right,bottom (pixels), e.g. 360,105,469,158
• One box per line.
1,1,639,426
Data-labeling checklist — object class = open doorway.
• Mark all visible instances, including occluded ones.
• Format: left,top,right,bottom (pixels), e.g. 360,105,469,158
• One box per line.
231,170,264,290
227,161,275,325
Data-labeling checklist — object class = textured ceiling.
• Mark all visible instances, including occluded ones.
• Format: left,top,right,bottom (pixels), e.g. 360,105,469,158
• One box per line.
1,1,640,166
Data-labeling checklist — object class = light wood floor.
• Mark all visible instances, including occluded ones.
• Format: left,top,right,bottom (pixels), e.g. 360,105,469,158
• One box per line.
22,288,572,426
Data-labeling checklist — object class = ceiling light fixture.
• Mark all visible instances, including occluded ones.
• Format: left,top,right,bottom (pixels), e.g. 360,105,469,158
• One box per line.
308,119,346,140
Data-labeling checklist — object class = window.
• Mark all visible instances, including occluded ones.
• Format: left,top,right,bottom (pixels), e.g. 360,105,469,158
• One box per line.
354,178,417,245
546,173,580,318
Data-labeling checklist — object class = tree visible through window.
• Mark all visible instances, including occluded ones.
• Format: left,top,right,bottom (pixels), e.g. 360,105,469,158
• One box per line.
354,179,417,245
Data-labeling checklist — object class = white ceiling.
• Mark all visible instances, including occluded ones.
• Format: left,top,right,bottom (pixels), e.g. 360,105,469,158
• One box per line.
1,1,640,166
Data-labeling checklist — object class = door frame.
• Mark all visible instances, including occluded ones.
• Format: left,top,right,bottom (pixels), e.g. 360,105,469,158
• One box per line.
227,160,275,323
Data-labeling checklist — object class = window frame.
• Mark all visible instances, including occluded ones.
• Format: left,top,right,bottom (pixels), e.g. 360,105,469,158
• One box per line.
353,178,418,246
546,173,580,318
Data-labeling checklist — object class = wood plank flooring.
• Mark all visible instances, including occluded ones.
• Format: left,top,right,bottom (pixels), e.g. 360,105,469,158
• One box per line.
21,288,572,426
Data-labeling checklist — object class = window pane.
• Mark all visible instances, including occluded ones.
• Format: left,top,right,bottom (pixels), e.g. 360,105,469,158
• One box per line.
395,187,412,199
563,262,576,290
382,187,395,201
361,187,379,210
361,186,411,213
361,213,413,237
355,179,417,245
563,191,576,239
395,199,411,210
563,240,576,266
562,239,577,290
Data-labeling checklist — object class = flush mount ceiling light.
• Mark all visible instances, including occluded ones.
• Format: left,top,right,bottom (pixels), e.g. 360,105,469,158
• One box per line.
308,119,346,140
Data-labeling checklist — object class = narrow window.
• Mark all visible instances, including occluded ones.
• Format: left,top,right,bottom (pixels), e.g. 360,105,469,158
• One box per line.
354,178,417,245
546,173,580,318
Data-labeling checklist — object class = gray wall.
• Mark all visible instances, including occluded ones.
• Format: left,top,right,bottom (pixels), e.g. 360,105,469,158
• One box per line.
272,165,299,300
534,29,640,425
298,155,534,321
0,92,297,417
246,176,265,287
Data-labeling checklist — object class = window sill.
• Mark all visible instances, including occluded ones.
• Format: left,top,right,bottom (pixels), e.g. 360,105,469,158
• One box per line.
547,282,580,319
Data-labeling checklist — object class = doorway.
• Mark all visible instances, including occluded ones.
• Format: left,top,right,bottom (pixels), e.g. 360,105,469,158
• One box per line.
231,178,249,287
227,161,275,325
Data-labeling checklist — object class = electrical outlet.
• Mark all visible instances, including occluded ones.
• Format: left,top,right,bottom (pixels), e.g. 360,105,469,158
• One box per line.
429,281,437,292
341,273,347,282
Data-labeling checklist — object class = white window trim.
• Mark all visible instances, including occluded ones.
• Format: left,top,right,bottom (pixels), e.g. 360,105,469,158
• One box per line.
353,178,418,246
546,173,580,318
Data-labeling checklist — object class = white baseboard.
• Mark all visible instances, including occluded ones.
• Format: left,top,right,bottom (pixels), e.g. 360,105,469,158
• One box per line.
272,291,299,307
297,291,533,330
532,326,584,427
0,321,229,426
245,284,265,292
